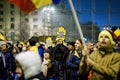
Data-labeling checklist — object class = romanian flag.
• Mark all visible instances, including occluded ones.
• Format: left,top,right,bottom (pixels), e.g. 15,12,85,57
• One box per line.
0,33,7,42
7,0,60,14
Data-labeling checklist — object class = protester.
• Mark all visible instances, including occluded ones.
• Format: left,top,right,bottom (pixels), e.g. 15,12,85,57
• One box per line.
41,49,58,80
36,42,44,58
53,38,69,80
0,42,16,80
15,51,44,80
27,37,39,54
67,39,87,80
79,30,120,80
12,46,20,57
65,41,75,80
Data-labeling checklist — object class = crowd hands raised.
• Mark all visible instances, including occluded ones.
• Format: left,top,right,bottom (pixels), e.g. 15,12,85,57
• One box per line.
0,27,120,80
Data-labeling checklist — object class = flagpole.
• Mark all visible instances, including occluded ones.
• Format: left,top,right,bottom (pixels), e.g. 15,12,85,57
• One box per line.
68,0,86,48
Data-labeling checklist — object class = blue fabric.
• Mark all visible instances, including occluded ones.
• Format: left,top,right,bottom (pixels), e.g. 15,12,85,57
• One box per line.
38,47,44,58
52,0,61,5
66,51,82,80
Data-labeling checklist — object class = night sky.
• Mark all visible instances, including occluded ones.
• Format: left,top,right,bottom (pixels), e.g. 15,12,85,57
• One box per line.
64,0,120,30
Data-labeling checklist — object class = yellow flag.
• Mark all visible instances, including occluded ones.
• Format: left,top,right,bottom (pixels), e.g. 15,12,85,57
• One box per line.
114,28,120,37
0,33,7,41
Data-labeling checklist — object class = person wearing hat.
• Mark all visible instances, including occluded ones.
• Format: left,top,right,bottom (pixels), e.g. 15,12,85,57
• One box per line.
66,41,75,60
79,30,120,80
27,37,39,54
65,41,75,80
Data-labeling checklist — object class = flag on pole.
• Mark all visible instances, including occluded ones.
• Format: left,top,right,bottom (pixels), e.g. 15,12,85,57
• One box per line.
0,33,7,42
68,0,86,48
7,0,61,14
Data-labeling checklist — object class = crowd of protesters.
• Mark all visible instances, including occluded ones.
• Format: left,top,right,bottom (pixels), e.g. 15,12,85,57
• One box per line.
0,27,120,80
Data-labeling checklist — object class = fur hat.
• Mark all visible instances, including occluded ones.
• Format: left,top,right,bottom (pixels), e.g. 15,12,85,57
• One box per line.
98,30,115,45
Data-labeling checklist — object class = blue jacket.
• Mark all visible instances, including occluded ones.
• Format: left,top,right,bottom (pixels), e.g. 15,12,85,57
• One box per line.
67,50,82,80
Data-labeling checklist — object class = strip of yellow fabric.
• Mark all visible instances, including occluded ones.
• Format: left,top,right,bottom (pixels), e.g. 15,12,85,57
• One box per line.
114,28,120,37
31,0,52,9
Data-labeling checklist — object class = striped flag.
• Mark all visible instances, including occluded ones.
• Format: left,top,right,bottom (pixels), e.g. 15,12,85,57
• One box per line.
0,33,7,42
7,0,61,14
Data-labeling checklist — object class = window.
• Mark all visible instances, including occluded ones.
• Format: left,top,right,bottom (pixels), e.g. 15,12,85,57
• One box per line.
10,11,15,15
0,18,3,22
33,25,38,30
33,18,38,22
11,17,14,22
25,18,29,22
34,11,38,15
31,11,38,15
11,32,15,39
0,24,2,29
0,4,3,8
11,23,15,29
10,4,14,8
0,32,3,35
0,11,3,15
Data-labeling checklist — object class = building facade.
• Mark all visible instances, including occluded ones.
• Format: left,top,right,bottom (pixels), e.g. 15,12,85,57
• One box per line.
1,0,100,43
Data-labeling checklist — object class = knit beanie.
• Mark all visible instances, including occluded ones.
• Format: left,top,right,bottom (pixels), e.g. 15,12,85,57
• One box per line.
98,30,115,45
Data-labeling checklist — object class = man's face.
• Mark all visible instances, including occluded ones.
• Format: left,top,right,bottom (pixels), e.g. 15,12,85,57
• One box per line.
99,34,111,48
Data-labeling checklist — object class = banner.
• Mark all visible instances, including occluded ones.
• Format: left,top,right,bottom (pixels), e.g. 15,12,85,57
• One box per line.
56,26,66,41
46,37,53,47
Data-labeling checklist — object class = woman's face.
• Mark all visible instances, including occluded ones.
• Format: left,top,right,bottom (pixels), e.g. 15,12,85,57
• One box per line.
75,40,83,50
13,47,17,53
99,34,111,48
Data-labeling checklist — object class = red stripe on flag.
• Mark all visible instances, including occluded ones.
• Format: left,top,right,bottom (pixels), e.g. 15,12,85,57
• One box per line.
7,0,36,14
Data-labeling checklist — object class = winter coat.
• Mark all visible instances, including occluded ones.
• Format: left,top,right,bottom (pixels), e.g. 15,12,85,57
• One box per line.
46,60,58,80
67,50,82,80
0,50,16,80
53,44,69,61
41,58,49,77
38,47,44,58
79,48,120,80
0,52,7,80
